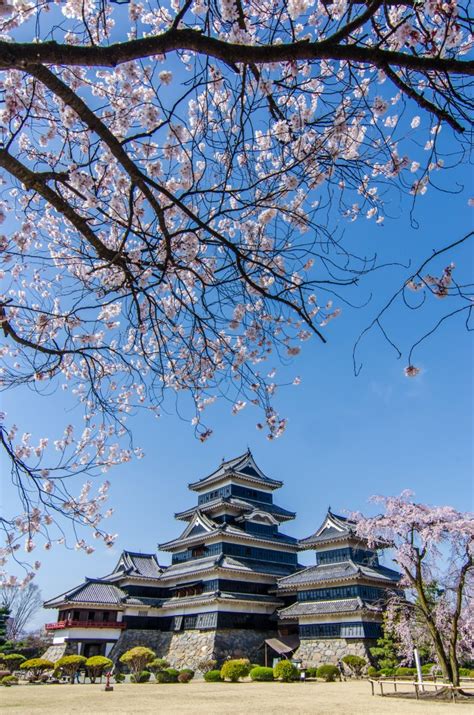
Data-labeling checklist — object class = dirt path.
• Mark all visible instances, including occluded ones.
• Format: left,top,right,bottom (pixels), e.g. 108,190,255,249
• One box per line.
1,680,467,714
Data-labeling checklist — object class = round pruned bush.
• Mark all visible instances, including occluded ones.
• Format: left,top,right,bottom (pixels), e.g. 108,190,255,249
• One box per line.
395,667,416,678
2,654,26,673
459,668,471,678
250,666,274,682
178,671,193,683
165,667,179,683
148,658,170,674
367,666,380,679
379,667,395,677
273,660,299,682
56,655,87,684
120,647,155,679
155,670,172,683
305,667,318,679
85,655,113,683
180,668,194,680
1,675,19,686
221,659,251,682
316,664,340,682
342,655,366,678
20,658,55,681
204,669,223,682
131,670,151,683
114,672,125,683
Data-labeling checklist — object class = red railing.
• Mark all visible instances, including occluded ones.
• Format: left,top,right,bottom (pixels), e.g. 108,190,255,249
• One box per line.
45,619,126,630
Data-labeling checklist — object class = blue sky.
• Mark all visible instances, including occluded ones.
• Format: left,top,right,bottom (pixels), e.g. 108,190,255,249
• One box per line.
1,157,472,628
0,4,472,628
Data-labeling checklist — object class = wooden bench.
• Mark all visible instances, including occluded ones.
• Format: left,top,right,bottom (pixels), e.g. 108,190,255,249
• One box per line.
369,678,474,702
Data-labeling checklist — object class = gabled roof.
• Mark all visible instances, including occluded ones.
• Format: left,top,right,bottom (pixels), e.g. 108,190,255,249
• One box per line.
298,508,359,549
111,550,163,579
277,559,400,590
175,497,296,522
44,579,127,608
159,511,220,550
189,450,282,491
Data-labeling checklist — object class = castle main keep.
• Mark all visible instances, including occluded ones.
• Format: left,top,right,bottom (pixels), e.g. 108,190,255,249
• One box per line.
44,451,400,668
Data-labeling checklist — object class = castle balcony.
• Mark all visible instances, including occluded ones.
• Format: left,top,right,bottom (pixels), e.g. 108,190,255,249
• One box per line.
45,619,126,631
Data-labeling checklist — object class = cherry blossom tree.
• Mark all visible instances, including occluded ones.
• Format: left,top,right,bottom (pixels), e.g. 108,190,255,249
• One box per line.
354,492,474,687
0,0,472,581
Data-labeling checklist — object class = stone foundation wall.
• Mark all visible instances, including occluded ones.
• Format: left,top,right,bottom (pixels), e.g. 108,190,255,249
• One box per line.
294,638,374,667
41,643,69,661
214,629,274,664
108,628,275,670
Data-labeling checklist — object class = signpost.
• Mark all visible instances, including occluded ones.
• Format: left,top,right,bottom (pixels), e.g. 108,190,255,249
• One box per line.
414,647,424,692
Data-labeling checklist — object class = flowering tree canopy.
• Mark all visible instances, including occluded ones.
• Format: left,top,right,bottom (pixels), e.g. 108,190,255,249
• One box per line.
354,492,474,686
0,1,472,582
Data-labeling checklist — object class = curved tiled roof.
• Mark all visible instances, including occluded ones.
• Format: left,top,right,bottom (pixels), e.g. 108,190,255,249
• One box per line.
159,553,297,581
175,497,296,522
279,596,382,619
44,579,127,608
189,450,282,491
277,560,400,589
111,551,163,579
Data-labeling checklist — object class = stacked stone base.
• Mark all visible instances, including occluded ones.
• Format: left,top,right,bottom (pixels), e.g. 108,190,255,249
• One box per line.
294,638,374,667
109,628,274,670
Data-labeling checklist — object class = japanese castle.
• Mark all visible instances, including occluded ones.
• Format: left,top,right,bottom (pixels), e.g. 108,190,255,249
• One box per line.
44,451,400,667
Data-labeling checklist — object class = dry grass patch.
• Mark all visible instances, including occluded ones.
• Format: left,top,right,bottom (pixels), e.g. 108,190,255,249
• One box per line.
1,679,468,714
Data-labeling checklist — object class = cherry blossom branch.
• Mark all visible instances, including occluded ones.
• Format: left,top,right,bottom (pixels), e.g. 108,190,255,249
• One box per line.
383,65,465,133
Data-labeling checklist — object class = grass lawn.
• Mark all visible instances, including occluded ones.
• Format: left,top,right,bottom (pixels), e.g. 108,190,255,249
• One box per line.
1,680,468,714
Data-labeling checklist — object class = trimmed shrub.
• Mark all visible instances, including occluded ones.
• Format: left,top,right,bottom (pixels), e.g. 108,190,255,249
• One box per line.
165,668,179,683
1,675,19,686
180,668,195,680
56,655,87,683
178,671,193,683
379,667,395,677
305,667,318,678
342,655,366,678
2,654,26,672
131,670,151,683
221,659,251,682
204,669,223,682
120,647,155,679
20,658,54,681
459,668,471,678
114,672,125,683
316,664,340,682
421,663,436,675
367,666,379,678
273,660,299,682
85,655,113,683
148,658,170,673
250,666,274,682
395,667,416,677
155,670,172,683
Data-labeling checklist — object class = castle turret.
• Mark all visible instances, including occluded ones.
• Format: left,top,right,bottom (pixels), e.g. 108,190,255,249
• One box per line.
276,509,400,666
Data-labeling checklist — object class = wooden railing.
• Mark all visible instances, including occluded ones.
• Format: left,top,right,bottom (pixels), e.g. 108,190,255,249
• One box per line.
45,619,126,630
